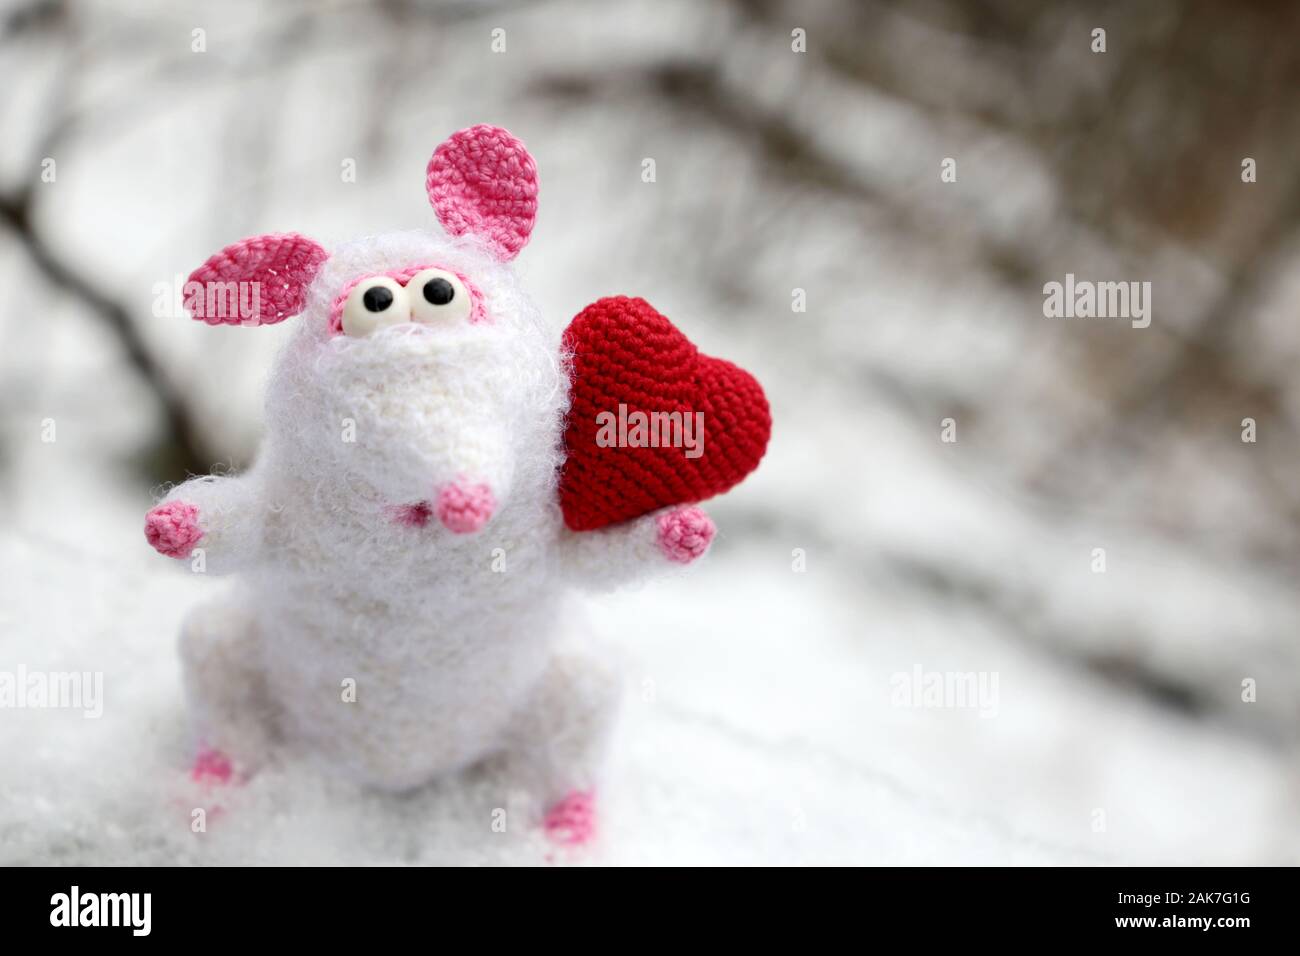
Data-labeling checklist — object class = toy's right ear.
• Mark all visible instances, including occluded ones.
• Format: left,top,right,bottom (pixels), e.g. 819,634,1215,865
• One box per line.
426,125,537,262
185,232,328,326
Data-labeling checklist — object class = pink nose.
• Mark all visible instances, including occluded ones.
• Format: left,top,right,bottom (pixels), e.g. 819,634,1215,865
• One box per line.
434,480,496,534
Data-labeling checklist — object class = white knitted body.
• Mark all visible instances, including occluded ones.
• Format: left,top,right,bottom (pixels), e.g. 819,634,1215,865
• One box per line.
162,230,678,804
146,127,734,827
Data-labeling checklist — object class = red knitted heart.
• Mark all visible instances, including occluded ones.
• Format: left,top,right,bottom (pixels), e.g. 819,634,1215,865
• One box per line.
559,297,771,531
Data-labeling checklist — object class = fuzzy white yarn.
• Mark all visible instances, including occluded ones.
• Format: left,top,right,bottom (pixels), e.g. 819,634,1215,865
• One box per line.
161,229,700,807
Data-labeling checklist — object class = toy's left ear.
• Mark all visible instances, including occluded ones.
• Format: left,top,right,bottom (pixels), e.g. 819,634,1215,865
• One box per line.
426,125,538,261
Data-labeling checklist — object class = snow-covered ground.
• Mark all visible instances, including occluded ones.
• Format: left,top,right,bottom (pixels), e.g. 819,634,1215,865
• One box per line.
2,0,1298,865
2,454,1295,865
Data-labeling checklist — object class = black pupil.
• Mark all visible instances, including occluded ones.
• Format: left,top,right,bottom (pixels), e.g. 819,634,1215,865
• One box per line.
423,278,455,306
362,286,394,312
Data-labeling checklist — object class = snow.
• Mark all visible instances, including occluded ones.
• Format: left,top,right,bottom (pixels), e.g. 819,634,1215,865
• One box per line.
2,462,1293,864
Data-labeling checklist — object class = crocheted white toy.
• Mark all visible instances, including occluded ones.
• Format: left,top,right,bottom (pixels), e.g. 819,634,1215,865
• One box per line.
145,125,770,843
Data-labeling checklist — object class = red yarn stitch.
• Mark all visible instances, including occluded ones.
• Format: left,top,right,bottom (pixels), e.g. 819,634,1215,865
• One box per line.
390,501,433,528
186,233,328,326
558,297,771,531
426,125,538,262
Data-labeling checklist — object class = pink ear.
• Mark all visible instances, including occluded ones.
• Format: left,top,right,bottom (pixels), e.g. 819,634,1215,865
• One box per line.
426,125,538,261
185,232,328,326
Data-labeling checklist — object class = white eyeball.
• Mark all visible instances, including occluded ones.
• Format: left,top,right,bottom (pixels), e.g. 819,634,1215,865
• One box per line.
407,268,472,326
341,276,410,337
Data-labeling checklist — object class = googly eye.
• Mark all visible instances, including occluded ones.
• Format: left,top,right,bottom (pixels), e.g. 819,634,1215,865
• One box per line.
407,268,472,326
341,276,410,337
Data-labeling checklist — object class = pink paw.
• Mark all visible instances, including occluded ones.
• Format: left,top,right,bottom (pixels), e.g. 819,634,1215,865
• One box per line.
145,501,203,558
190,746,233,785
544,789,597,847
656,506,715,564
434,480,495,534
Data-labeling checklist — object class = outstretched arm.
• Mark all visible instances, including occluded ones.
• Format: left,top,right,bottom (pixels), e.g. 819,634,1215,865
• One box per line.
560,505,716,592
144,472,263,574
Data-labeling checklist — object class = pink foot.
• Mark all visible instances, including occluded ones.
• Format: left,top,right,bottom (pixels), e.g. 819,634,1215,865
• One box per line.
190,746,234,785
435,480,495,534
544,789,597,847
656,506,715,564
145,501,203,558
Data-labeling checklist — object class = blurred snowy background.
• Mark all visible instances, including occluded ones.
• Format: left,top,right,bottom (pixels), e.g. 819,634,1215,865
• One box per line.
2,0,1299,865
